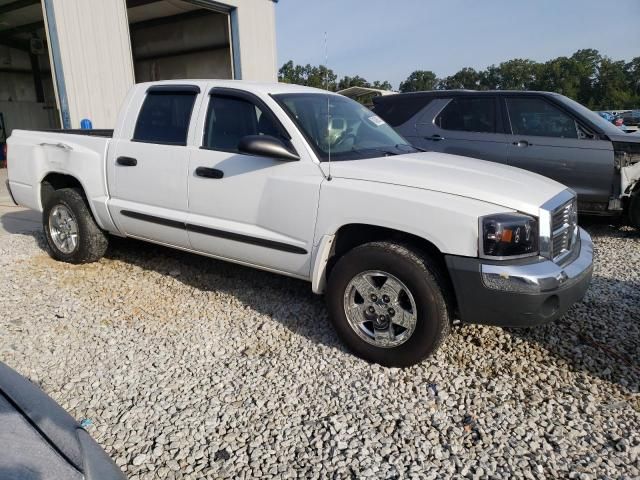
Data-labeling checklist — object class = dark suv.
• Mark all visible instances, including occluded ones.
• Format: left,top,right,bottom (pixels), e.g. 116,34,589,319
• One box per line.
372,90,640,224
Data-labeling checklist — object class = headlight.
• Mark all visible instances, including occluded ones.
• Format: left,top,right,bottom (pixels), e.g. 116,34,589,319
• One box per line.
479,213,538,259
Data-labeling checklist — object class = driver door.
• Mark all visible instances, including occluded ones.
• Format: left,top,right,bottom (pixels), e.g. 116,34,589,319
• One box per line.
186,88,322,278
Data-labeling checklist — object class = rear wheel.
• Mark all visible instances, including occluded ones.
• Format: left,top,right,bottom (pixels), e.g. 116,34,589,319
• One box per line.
326,241,452,367
43,188,108,264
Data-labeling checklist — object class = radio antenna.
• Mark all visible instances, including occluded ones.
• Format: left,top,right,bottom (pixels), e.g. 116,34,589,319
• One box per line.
324,31,332,181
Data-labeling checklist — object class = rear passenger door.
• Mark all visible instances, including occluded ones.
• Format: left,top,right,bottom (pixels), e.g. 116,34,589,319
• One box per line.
107,85,200,248
415,96,510,164
504,96,614,205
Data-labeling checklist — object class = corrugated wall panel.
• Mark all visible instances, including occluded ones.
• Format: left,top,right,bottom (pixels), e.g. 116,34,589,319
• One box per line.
217,0,277,81
42,0,135,128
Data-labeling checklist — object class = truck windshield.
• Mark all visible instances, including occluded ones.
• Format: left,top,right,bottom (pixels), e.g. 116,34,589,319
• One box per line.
273,93,419,161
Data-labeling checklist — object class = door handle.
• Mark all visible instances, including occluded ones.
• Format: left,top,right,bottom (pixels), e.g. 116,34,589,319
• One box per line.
195,166,224,179
40,142,73,151
426,134,445,141
513,140,530,148
116,156,137,166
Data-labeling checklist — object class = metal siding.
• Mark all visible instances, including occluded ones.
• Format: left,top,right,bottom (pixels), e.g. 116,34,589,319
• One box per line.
209,0,277,81
44,0,135,128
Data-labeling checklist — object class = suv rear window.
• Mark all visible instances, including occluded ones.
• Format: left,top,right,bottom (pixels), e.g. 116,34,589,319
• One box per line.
435,97,496,133
372,96,432,127
133,92,197,145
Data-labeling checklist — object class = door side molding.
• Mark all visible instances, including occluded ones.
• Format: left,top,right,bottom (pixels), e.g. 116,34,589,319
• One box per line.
119,210,307,254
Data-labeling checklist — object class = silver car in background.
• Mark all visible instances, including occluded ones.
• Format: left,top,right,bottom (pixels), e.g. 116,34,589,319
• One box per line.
373,90,640,226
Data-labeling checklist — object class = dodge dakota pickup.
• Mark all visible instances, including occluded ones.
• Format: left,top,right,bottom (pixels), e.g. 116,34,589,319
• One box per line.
6,80,594,366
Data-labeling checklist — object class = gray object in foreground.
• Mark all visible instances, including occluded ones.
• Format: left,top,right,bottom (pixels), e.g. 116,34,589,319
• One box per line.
0,362,125,480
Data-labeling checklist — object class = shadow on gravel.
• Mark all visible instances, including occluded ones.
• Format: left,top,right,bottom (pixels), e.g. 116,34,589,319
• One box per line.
16,221,639,393
103,236,343,352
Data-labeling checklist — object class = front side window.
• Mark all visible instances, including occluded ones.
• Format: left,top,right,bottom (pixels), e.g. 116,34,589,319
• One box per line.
273,93,417,162
506,98,579,139
203,95,283,152
435,97,496,133
133,92,197,145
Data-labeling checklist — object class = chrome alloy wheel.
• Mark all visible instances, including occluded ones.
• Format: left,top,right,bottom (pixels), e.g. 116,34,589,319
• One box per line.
343,270,418,348
49,204,79,254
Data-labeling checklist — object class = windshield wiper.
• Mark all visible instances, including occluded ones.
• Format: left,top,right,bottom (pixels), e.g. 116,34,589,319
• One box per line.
395,143,426,152
350,147,400,157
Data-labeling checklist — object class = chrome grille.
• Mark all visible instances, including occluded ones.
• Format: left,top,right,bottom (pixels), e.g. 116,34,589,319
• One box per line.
550,199,578,262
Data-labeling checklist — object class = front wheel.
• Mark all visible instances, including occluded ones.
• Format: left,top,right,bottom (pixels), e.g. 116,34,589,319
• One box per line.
326,241,452,367
629,192,640,228
43,188,108,264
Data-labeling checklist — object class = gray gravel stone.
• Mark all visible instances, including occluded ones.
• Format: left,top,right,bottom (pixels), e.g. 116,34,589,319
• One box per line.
0,224,638,479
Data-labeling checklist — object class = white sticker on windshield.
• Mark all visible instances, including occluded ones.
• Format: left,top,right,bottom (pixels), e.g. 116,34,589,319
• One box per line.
367,115,386,127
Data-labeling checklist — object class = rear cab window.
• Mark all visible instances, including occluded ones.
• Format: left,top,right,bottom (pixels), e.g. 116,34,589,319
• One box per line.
133,86,199,145
435,97,497,133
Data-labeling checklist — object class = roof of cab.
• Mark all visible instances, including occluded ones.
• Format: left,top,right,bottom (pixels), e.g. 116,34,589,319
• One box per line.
136,79,339,96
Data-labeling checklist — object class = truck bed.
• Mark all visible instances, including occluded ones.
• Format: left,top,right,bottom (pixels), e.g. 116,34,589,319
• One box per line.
6,129,112,225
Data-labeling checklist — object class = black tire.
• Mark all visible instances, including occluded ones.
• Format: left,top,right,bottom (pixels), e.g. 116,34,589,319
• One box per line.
629,192,640,228
43,188,108,264
326,241,452,367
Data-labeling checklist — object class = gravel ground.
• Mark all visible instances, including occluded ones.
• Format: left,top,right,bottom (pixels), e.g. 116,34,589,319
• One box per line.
0,224,638,479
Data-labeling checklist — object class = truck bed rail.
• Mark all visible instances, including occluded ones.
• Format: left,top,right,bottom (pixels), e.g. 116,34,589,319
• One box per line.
40,129,114,138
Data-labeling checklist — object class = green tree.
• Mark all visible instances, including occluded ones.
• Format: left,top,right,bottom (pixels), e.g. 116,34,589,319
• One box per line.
493,59,538,90
337,75,370,90
278,60,305,85
534,57,581,100
593,57,632,109
438,67,481,90
371,80,393,90
478,65,501,90
624,57,640,104
278,61,337,90
399,70,438,92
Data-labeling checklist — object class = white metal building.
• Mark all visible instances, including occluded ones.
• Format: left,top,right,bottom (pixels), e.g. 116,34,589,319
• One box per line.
0,0,278,132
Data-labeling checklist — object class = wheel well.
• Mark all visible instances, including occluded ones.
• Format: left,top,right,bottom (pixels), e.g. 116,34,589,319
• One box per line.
327,224,456,309
41,173,83,208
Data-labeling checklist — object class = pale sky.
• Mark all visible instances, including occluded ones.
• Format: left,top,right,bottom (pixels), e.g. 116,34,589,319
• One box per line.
275,0,640,89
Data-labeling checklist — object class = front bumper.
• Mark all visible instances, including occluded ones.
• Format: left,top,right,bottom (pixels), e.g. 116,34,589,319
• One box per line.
445,228,593,327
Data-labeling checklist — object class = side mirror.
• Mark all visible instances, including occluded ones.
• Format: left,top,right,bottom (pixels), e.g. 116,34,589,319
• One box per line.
238,135,300,161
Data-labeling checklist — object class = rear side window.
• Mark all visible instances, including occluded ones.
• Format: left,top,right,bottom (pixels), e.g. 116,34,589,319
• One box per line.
133,92,197,145
435,97,496,133
372,96,431,127
506,97,578,139
203,95,282,152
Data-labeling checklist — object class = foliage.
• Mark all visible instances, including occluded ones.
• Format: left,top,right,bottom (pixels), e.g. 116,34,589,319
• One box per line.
278,60,338,90
279,50,640,109
399,70,438,92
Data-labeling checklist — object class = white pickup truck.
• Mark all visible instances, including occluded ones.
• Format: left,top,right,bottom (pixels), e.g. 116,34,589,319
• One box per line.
6,80,593,366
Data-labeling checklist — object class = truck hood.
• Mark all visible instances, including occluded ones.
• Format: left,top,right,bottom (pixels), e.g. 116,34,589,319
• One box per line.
324,152,567,216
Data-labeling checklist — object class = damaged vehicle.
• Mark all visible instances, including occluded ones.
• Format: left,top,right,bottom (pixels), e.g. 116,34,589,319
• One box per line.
6,81,593,367
373,91,640,226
